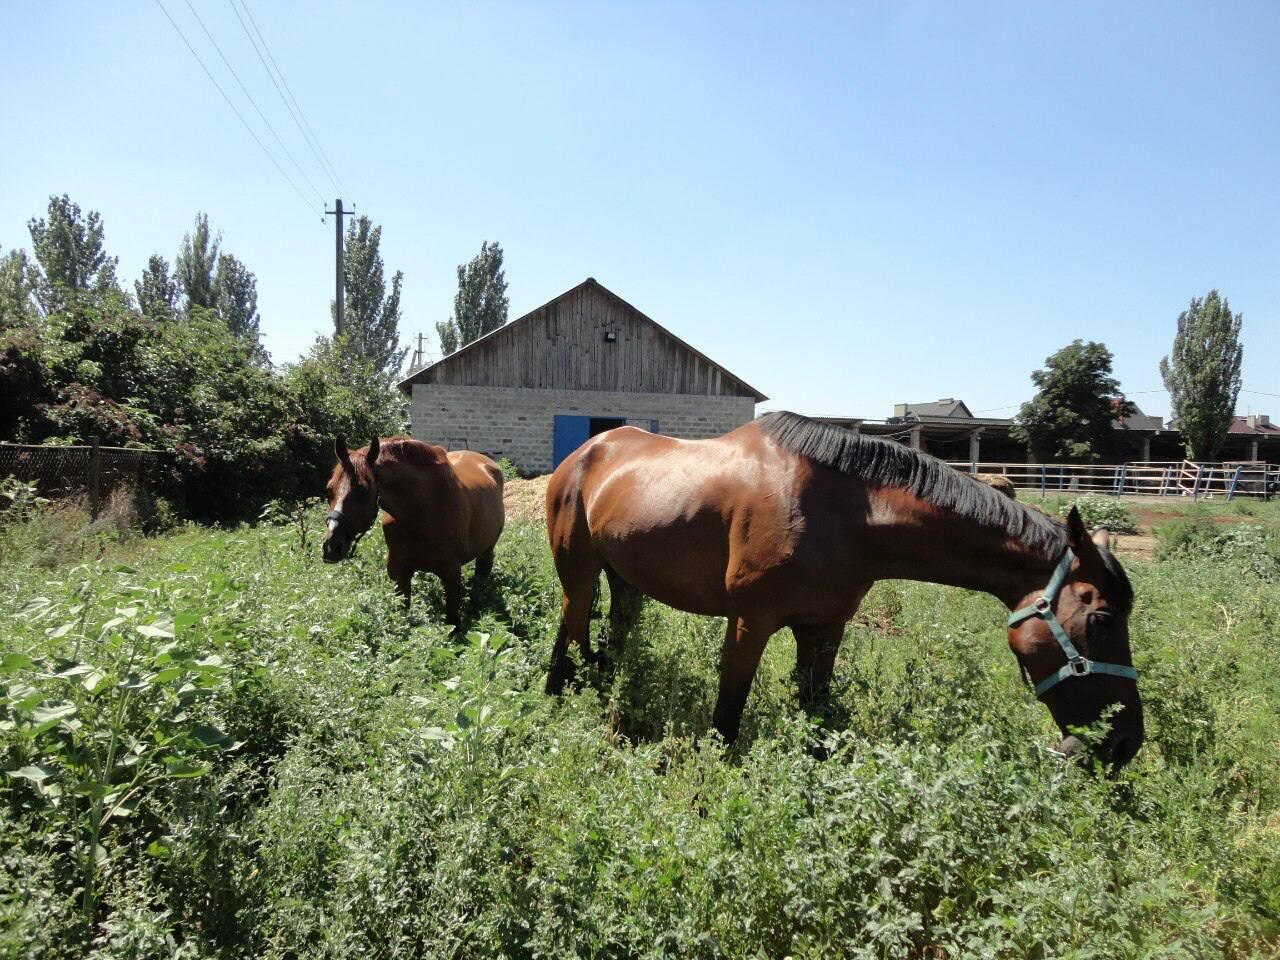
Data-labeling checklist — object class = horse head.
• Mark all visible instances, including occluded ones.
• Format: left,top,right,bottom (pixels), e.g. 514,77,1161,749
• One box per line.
322,435,381,563
1007,506,1143,773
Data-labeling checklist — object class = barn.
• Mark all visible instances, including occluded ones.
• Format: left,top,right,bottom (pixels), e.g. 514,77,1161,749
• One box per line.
398,278,768,473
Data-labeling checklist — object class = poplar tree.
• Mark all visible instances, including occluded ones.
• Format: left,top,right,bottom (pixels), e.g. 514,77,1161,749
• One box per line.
176,212,221,314
27,195,119,312
1160,290,1243,461
334,216,406,376
436,241,507,355
214,253,261,341
135,254,179,322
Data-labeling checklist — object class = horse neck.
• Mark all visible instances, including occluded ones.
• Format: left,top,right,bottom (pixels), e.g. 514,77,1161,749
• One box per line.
374,458,457,519
863,488,1060,609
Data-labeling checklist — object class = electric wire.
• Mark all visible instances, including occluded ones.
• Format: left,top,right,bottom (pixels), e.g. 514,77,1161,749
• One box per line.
232,0,351,200
153,0,315,213
181,0,326,206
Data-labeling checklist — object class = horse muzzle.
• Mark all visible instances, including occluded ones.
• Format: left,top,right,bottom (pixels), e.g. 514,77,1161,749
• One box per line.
1054,725,1143,774
321,530,350,564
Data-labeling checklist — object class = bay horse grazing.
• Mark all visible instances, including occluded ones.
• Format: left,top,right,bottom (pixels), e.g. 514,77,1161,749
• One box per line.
545,412,1143,770
322,436,505,624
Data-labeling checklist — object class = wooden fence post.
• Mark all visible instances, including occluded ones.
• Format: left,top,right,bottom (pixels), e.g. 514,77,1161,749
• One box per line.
88,436,101,520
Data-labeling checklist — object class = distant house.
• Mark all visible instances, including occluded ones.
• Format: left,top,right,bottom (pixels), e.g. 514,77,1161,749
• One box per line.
1226,415,1280,462
398,278,767,473
893,398,975,419
817,398,1279,465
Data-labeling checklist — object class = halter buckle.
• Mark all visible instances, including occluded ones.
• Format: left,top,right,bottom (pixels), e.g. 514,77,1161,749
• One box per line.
1068,657,1092,677
1033,596,1051,613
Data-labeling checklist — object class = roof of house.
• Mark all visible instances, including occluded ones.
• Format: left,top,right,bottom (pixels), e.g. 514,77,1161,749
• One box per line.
895,398,974,419
397,278,767,401
1113,400,1164,432
1228,415,1280,435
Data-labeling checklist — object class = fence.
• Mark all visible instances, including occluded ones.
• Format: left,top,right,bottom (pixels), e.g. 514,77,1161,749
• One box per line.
0,439,167,519
950,460,1280,501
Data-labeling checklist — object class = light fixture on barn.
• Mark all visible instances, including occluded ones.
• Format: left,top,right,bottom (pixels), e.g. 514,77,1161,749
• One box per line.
604,329,618,343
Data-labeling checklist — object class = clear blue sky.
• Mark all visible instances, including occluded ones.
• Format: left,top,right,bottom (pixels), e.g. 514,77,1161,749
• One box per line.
3,1,1277,421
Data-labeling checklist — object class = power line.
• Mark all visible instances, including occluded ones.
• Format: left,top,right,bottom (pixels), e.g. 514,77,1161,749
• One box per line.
973,387,1168,415
232,0,351,200
153,0,315,213
181,0,326,206
1242,388,1280,400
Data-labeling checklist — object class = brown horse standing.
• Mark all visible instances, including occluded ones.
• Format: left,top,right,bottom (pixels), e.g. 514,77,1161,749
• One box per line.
323,436,505,624
546,411,1143,769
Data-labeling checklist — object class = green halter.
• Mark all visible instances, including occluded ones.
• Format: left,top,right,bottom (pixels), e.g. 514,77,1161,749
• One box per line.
1008,548,1139,698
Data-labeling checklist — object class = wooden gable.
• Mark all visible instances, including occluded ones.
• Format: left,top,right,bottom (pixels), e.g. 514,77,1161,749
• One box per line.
399,278,766,400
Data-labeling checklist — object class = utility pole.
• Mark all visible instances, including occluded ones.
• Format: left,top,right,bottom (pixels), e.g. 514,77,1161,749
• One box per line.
324,198,352,336
409,331,427,372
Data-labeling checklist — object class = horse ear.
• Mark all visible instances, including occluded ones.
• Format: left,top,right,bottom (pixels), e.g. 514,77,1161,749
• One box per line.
367,437,380,466
1065,506,1105,558
335,435,350,467
1065,505,1089,549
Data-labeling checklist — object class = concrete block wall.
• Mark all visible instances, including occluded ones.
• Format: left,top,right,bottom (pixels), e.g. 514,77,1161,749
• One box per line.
410,384,756,473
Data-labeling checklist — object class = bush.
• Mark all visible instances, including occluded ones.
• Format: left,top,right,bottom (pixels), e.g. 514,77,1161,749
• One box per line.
1060,493,1138,534
495,456,520,482
1154,516,1280,579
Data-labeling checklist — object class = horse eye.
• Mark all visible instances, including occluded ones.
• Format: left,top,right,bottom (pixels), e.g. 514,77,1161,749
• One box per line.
1087,612,1114,646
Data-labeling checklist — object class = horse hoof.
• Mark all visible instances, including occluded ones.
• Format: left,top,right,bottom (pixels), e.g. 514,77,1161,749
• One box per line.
545,660,576,695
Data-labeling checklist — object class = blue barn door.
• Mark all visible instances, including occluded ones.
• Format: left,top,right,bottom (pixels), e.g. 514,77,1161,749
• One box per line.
552,415,592,468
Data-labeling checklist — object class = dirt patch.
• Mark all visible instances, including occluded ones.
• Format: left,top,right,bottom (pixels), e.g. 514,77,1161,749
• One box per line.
1129,506,1242,530
1110,533,1156,560
504,475,551,524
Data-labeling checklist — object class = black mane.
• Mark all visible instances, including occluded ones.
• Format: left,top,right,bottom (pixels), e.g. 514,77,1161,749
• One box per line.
757,411,1068,556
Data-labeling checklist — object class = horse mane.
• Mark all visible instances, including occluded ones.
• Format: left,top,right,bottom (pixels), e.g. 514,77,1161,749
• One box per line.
757,411,1068,556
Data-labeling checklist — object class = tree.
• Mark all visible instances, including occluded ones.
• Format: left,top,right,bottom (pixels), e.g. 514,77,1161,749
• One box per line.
333,216,406,376
0,247,38,328
214,253,261,341
176,212,221,314
1012,340,1133,462
135,254,178,322
1159,290,1243,461
27,195,119,312
435,241,507,355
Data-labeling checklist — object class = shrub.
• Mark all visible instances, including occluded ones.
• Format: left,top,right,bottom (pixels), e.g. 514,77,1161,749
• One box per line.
1060,493,1138,534
1155,516,1280,579
495,457,520,482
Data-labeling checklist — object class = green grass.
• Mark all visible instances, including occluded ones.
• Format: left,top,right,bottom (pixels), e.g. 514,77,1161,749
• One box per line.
2,504,1280,958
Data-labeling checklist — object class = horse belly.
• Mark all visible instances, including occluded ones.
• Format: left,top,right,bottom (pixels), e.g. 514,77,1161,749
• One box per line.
590,503,732,617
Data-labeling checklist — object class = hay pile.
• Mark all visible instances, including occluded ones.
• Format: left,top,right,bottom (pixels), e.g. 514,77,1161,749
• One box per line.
503,474,551,524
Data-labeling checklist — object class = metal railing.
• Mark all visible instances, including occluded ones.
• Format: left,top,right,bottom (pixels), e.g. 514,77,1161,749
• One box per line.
949,459,1280,501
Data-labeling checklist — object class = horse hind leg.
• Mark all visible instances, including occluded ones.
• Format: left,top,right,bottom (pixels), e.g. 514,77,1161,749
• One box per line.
791,622,847,707
546,566,600,694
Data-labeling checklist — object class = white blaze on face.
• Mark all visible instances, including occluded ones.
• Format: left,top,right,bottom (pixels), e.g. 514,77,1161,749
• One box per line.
327,517,341,534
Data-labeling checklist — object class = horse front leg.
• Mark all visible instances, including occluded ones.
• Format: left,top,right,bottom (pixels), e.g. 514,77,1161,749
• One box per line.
440,566,464,628
388,562,413,608
711,614,776,744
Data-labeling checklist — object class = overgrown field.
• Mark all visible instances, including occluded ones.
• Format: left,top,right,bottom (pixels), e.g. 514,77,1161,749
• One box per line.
3,497,1280,958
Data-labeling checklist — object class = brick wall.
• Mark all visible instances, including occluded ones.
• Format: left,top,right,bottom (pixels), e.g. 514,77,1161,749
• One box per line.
409,384,756,473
